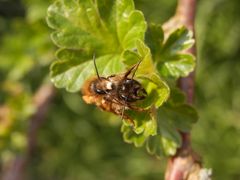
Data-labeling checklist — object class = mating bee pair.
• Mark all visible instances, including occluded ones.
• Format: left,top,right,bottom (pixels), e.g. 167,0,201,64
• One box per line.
81,55,147,125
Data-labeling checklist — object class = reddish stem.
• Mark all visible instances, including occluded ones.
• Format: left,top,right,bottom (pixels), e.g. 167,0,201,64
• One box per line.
164,0,202,179
2,84,55,180
27,84,55,155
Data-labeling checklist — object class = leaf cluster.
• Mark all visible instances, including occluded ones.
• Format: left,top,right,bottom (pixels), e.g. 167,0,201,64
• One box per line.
46,0,198,157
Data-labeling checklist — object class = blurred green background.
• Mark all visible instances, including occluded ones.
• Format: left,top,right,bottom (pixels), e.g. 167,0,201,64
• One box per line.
0,0,239,179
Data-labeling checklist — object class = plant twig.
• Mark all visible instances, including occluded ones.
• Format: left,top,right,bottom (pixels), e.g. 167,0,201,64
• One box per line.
163,0,207,179
2,84,55,180
27,84,55,155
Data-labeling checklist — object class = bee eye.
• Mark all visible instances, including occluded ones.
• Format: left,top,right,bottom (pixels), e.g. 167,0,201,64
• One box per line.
92,81,107,94
95,88,106,94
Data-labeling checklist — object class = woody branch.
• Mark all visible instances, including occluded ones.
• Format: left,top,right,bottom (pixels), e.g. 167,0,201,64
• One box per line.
163,0,204,179
2,84,55,180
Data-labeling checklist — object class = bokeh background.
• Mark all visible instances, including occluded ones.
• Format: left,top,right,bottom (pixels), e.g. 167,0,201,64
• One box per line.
0,0,239,179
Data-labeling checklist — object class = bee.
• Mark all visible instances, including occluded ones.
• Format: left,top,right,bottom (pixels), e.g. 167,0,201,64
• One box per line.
81,54,147,125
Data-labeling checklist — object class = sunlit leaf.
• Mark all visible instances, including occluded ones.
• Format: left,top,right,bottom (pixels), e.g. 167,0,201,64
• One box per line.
121,124,147,147
156,27,195,78
139,74,169,108
47,0,147,92
145,23,164,56
51,53,124,92
158,54,195,78
161,27,194,55
146,135,164,157
47,0,198,159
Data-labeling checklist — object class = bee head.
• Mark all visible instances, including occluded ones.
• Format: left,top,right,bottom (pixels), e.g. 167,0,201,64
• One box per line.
118,79,147,102
91,78,115,94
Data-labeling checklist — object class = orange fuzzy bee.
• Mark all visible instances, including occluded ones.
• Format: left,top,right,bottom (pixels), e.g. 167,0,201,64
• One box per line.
81,54,147,123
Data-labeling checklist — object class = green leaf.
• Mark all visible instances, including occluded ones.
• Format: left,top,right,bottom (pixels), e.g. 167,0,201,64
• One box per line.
161,136,179,155
158,54,195,78
122,41,170,109
146,135,164,157
121,109,157,149
168,88,186,105
139,74,169,108
125,110,157,136
123,94,193,157
120,84,197,157
146,135,178,157
161,27,194,56
47,0,198,160
122,97,177,157
117,6,147,49
156,27,195,78
121,124,147,147
163,104,198,132
122,40,155,74
47,0,147,92
122,50,140,66
145,23,164,56
135,40,155,74
158,97,198,135
145,89,198,156
157,107,182,147
51,53,124,92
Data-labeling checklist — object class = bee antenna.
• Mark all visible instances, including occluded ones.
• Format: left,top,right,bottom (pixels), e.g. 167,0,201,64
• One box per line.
124,59,143,79
93,53,100,79
131,59,142,79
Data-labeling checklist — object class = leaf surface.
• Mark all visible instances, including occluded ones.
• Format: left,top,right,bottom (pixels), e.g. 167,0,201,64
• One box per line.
47,0,147,92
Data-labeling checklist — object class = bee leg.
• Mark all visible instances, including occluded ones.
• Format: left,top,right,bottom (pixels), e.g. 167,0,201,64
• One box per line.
120,105,125,120
101,96,136,127
108,100,126,118
98,96,114,112
128,105,146,112
117,105,134,127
